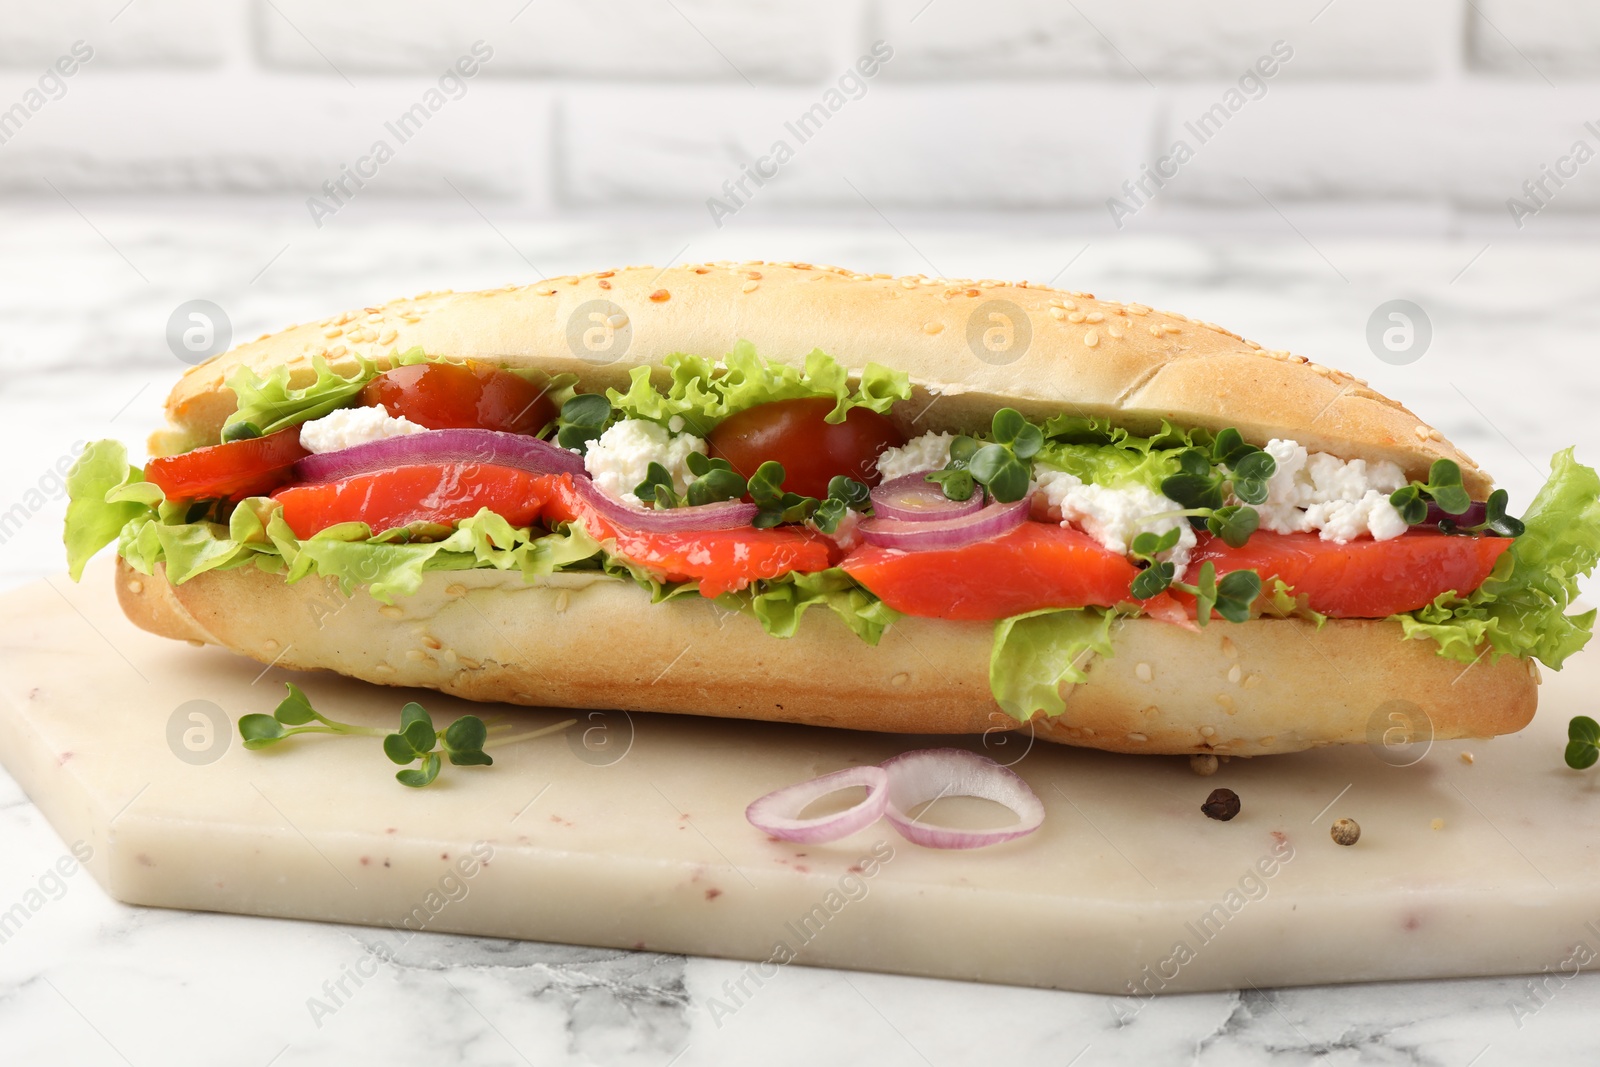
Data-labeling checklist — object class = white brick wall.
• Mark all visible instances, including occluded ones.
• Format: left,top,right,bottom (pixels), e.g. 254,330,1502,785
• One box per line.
1,0,1599,225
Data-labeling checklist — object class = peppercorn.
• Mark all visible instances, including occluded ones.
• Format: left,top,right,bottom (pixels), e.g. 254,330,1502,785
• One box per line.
1201,787,1240,821
1331,818,1361,846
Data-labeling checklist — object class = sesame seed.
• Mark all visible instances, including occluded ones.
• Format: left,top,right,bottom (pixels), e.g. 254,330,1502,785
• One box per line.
1149,325,1165,337
607,313,629,329
1108,325,1124,339
1135,662,1153,682
598,280,612,289
922,322,944,335
554,591,571,613
1431,818,1445,830
323,327,343,339
1460,751,1475,764
742,281,760,293
1227,664,1242,684
1127,732,1149,743
1199,725,1217,737
378,327,398,345
1085,311,1104,323
965,289,980,297
1084,331,1099,347
1414,426,1430,440
1221,636,1237,658
422,636,443,651
1067,311,1085,323
1428,428,1444,442
1243,673,1262,689
650,289,671,302
595,270,615,278
445,584,467,597
1049,307,1067,320
1258,735,1277,746
891,672,910,687
379,605,403,619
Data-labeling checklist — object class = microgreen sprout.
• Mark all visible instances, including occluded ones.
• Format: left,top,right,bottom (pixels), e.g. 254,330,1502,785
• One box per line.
1127,533,1262,626
1566,715,1600,770
1437,487,1527,539
1158,430,1277,546
554,393,613,452
239,683,574,788
932,408,1042,505
742,462,870,532
1390,458,1472,524
684,452,749,506
633,461,680,509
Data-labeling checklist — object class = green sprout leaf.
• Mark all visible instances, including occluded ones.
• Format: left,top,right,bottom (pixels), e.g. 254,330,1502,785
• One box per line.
239,714,287,749
396,752,442,788
1214,570,1263,623
633,461,680,509
1483,489,1526,538
1229,451,1276,506
443,715,493,767
398,702,437,755
748,461,819,529
1207,505,1260,549
1131,562,1175,599
555,393,612,452
383,731,419,765
968,443,1030,503
1390,484,1429,525
1571,715,1600,746
1566,740,1600,770
274,682,319,726
684,453,748,507
926,467,976,501
221,421,262,443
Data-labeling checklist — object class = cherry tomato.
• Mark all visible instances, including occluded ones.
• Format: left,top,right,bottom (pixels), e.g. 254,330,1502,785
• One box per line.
841,522,1140,620
146,429,309,501
360,361,556,434
1191,529,1512,618
706,397,905,500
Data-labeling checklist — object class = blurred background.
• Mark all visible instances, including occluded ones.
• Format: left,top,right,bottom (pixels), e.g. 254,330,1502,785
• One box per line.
2,0,1598,592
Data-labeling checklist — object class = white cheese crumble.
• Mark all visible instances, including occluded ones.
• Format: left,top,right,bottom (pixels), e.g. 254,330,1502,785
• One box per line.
1254,439,1409,543
299,404,429,454
875,431,956,482
583,419,706,507
1035,468,1196,578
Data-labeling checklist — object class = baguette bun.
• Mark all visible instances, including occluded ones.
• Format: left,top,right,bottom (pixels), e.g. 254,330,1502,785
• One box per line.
155,262,1489,495
117,558,1535,757
123,264,1531,755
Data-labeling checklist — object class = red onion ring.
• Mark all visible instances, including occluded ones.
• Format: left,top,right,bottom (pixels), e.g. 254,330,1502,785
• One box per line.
566,469,758,532
1424,500,1488,528
858,497,1031,551
881,748,1044,850
745,765,889,843
294,428,586,483
869,472,984,522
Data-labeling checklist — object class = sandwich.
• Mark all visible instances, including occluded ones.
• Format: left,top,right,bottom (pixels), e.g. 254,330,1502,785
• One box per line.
64,263,1600,757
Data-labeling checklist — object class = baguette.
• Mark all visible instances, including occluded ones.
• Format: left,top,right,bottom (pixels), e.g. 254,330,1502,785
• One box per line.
118,262,1533,756
116,558,1535,757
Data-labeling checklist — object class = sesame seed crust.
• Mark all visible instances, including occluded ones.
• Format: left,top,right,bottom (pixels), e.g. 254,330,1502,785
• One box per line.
154,262,1489,493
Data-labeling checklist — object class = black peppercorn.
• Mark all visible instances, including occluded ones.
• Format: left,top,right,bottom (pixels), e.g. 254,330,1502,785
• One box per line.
1201,787,1241,821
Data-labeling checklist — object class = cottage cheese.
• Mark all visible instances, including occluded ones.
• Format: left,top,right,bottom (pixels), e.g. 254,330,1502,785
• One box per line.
299,404,429,454
583,419,707,507
875,431,956,482
1254,439,1409,543
1035,468,1196,578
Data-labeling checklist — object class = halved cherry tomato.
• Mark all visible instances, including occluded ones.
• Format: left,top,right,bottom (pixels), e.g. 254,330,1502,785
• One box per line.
275,464,557,537
274,467,837,598
1191,529,1512,618
841,522,1140,620
707,397,905,499
361,361,556,434
146,429,309,501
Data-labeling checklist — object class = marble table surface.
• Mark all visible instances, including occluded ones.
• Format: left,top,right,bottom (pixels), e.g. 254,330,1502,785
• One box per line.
1,205,1597,1065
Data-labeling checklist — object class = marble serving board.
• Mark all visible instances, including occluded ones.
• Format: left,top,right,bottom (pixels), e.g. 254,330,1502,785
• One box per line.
2,559,1598,997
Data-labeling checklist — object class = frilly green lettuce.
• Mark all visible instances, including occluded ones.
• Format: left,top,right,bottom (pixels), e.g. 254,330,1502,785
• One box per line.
989,607,1118,721
607,342,910,435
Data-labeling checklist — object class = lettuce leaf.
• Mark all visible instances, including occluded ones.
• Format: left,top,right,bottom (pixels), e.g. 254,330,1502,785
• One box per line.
64,441,158,580
726,568,900,645
223,347,432,439
607,342,910,435
990,607,1118,721
1033,416,1201,493
1394,448,1600,670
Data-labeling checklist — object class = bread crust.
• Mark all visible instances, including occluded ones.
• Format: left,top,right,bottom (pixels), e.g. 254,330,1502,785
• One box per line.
156,262,1489,495
116,559,1535,757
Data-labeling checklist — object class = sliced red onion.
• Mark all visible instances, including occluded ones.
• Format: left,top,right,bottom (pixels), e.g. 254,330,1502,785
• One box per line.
567,471,758,533
745,766,889,843
295,428,586,483
881,748,1044,850
869,472,984,522
858,497,1031,552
